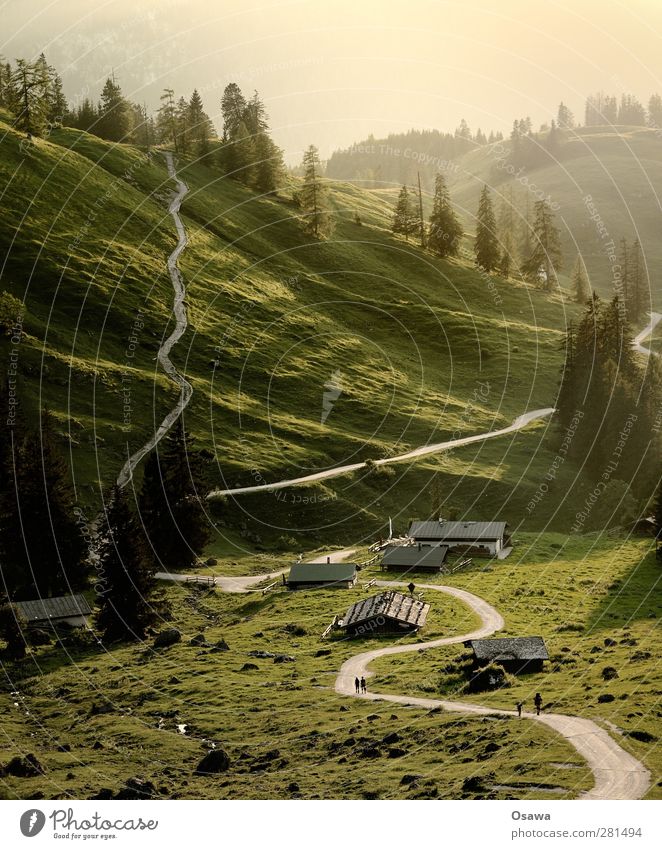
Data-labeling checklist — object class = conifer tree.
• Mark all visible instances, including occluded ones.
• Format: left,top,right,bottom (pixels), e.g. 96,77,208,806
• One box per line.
391,185,417,241
253,131,283,193
298,144,332,238
96,486,159,642
521,200,562,290
138,420,211,573
629,239,645,323
474,184,500,272
427,173,462,258
571,254,591,303
187,89,215,158
8,60,48,135
220,82,247,141
176,95,190,154
96,77,131,141
0,410,88,599
157,88,178,152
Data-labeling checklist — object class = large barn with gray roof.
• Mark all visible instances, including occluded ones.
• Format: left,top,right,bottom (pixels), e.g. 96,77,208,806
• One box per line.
408,520,510,556
381,543,448,572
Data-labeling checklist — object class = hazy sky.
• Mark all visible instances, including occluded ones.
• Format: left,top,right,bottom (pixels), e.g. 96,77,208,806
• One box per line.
3,0,662,160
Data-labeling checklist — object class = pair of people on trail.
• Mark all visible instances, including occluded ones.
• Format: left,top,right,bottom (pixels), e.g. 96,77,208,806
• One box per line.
517,693,543,717
354,676,367,694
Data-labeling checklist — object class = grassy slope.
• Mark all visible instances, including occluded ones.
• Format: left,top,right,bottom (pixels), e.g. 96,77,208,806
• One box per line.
446,127,662,301
0,112,574,541
1,556,596,801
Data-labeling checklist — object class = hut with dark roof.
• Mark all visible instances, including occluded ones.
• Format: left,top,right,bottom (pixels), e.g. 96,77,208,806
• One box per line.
341,590,430,636
286,560,358,589
381,543,448,572
14,594,92,629
464,636,549,674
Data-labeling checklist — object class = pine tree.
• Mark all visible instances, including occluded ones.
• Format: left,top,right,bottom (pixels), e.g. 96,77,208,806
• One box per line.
391,185,417,241
8,60,48,135
138,420,211,573
225,120,255,182
220,82,247,141
474,184,500,272
0,410,88,599
176,96,190,154
427,173,462,258
73,98,97,132
96,486,159,642
499,231,514,278
629,239,645,323
298,144,332,238
253,131,283,193
557,102,575,129
648,93,662,129
96,77,131,141
521,200,562,290
571,254,591,303
187,89,215,158
157,88,178,152
0,602,26,659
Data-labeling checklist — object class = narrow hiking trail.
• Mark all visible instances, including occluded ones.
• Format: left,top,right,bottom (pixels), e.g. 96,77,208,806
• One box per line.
632,311,662,355
207,407,555,499
335,579,651,800
157,555,650,799
155,547,357,593
116,151,193,488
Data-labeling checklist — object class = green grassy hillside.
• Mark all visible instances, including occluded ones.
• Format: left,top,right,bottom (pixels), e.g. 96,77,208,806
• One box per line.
446,127,662,300
0,112,575,541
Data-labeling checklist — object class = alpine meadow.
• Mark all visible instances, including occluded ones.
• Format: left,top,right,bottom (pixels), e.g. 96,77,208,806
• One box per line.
1,0,662,830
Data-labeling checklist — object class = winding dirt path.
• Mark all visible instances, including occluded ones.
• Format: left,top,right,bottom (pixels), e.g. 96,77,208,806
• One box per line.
117,151,193,488
336,579,650,800
155,547,357,593
632,311,662,356
207,407,555,499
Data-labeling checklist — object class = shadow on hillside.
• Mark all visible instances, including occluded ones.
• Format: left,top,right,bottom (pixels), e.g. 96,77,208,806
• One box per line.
586,549,662,631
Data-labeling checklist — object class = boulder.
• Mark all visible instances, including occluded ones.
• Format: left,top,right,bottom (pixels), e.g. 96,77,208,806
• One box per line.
602,666,619,681
597,694,615,703
387,747,406,758
195,749,230,775
382,732,400,744
273,654,295,664
315,649,332,658
2,754,44,778
213,639,230,652
248,650,275,659
240,663,258,671
115,777,158,799
189,634,209,647
154,628,181,649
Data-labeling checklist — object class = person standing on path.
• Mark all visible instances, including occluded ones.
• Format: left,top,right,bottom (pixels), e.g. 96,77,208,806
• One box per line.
355,677,360,694
516,701,524,718
534,692,543,715
360,676,367,694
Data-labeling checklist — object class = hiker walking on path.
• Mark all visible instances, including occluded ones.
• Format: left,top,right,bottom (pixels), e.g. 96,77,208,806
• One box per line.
534,692,543,715
360,676,367,694
516,701,524,718
355,677,360,694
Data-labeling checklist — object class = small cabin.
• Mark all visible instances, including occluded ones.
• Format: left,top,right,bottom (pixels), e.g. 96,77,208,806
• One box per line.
341,590,430,636
381,543,448,572
464,636,549,674
409,520,510,556
286,560,358,589
15,594,92,629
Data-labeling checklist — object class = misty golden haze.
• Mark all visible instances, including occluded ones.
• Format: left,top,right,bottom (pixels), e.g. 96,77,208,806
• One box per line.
3,0,662,159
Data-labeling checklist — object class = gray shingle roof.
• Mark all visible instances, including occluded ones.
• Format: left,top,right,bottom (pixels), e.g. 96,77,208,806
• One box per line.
15,594,92,624
288,561,357,584
467,637,549,662
343,591,430,629
381,545,448,568
409,520,507,542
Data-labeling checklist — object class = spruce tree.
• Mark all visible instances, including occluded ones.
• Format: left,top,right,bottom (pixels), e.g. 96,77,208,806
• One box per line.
187,89,215,158
96,486,159,642
298,145,332,238
253,132,283,193
0,410,88,599
220,82,247,140
474,184,500,272
176,95,190,154
8,60,48,135
571,254,591,303
138,420,211,573
97,77,131,141
427,173,462,258
391,185,417,241
521,200,562,290
157,88,178,152
629,239,645,322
